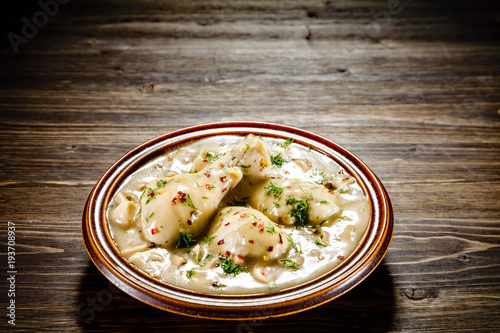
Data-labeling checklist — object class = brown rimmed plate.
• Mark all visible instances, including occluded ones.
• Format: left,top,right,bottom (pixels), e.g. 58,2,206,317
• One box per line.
82,122,394,320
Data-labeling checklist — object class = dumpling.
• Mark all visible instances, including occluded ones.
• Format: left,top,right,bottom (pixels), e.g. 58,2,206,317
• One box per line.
248,179,341,227
140,167,243,246
213,134,271,179
206,207,290,260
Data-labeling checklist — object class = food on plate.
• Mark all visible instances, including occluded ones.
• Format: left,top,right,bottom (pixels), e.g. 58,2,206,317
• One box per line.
108,134,370,294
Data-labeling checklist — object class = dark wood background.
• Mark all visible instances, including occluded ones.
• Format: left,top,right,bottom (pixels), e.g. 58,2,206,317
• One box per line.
1,0,499,331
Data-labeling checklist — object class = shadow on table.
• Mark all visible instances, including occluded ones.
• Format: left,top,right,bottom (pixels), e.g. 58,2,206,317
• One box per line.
75,259,396,332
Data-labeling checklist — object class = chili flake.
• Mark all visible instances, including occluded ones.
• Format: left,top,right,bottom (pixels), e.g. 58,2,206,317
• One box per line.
218,239,224,245
151,228,159,235
220,176,227,183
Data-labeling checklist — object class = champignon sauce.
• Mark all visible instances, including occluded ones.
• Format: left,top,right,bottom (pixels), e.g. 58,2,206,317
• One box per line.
108,135,369,294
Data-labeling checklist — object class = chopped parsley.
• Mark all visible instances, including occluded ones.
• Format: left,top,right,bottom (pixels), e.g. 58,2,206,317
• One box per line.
181,193,199,215
286,235,303,254
176,232,196,248
143,187,161,204
315,240,328,247
264,181,283,199
286,197,311,228
204,152,219,162
186,269,195,279
244,142,250,154
145,211,155,223
340,189,349,194
281,259,299,270
276,138,294,149
266,225,277,234
273,201,280,208
219,208,233,217
156,179,172,188
270,153,285,167
220,257,240,276
203,235,216,246
237,164,251,168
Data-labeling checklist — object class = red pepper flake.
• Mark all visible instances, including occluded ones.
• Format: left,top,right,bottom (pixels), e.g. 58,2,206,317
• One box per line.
249,240,254,244
237,255,243,260
167,157,173,162
217,239,224,245
260,271,266,276
205,184,212,189
187,219,192,225
252,221,257,226
342,177,350,181
147,242,156,248
233,211,239,215
337,255,344,260
220,176,227,183
151,228,159,235
202,158,208,163
171,197,177,205
307,162,313,167
267,246,273,252
318,256,325,260
149,192,155,197
338,170,344,175
240,213,247,218
258,223,264,233
203,172,211,178
279,233,283,244
177,191,187,202
224,222,230,226
156,164,163,168
221,188,227,193
328,190,333,194
284,171,290,174
226,251,231,256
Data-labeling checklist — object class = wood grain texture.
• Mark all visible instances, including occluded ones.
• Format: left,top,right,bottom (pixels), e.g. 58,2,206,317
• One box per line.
1,0,499,331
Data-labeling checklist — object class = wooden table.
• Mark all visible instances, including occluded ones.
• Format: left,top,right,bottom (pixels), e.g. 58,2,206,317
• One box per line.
1,0,499,331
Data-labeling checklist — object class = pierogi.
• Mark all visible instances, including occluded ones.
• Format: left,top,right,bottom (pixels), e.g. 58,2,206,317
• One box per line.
107,134,370,294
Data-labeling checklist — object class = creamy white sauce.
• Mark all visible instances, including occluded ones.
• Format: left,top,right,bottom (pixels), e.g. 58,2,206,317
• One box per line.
107,135,370,295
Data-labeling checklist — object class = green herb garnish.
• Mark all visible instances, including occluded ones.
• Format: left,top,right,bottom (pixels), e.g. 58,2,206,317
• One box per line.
270,153,285,167
266,225,277,234
281,259,299,270
276,138,294,149
220,257,240,276
181,193,199,215
286,235,303,254
204,152,219,162
287,197,310,228
204,235,216,246
176,232,196,248
186,269,195,279
264,181,283,199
